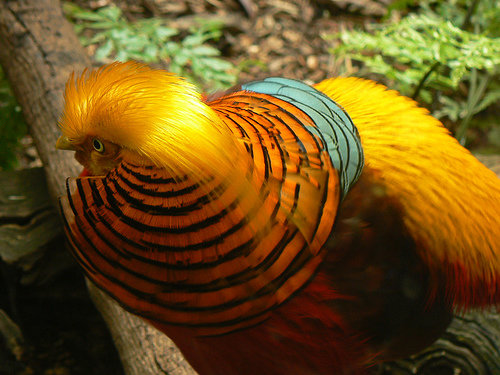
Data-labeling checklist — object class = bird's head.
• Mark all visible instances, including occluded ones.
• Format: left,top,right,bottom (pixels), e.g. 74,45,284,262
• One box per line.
57,61,238,178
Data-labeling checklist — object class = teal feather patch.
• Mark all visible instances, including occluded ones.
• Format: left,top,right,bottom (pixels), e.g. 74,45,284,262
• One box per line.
242,77,364,199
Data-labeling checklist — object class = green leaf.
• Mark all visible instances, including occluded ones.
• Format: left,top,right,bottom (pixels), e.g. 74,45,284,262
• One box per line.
94,39,114,61
122,36,149,51
70,10,106,22
161,42,179,60
87,32,107,45
155,27,178,41
142,45,159,62
182,33,208,47
201,57,233,72
109,28,133,43
174,52,190,67
97,5,122,22
191,45,220,57
85,21,117,30
473,87,500,114
115,49,130,62
66,4,238,88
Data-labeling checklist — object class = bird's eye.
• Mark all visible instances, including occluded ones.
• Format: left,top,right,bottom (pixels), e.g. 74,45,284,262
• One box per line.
92,138,105,153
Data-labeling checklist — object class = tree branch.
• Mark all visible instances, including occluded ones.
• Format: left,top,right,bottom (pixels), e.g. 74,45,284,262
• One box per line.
0,1,195,374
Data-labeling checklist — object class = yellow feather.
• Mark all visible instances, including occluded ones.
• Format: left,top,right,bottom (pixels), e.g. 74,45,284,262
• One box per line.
315,77,500,305
59,61,243,180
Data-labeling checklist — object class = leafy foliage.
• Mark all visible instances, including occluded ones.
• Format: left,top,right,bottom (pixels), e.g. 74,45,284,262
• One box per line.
335,14,499,98
0,67,27,170
64,3,237,89
327,0,500,146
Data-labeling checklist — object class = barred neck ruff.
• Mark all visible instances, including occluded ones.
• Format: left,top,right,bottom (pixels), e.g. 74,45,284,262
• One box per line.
61,74,364,336
61,161,332,335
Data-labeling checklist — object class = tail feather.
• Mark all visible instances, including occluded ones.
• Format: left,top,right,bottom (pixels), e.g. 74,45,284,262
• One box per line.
315,77,500,308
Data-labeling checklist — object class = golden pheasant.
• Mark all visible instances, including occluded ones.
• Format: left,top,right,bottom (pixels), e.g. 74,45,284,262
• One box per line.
56,61,500,374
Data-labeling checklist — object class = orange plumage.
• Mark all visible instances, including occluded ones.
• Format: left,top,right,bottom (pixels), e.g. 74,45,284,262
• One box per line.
57,62,500,374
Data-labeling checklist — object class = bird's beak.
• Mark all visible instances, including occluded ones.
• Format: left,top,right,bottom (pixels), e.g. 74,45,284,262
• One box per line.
56,136,76,150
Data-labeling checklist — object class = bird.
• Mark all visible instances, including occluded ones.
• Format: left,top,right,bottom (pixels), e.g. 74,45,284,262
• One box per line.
56,61,500,375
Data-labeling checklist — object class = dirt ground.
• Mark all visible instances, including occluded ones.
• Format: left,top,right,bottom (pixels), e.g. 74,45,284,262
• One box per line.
82,0,390,82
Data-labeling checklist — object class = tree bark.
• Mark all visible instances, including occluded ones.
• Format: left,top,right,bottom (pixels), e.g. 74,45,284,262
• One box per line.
0,1,498,374
0,0,84,199
0,1,195,374
374,309,500,374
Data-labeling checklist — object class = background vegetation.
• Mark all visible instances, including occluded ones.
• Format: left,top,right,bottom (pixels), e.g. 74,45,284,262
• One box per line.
329,0,500,148
0,0,498,170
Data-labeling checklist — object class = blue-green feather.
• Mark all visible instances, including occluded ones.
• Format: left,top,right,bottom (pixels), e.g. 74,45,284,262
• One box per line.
242,77,364,199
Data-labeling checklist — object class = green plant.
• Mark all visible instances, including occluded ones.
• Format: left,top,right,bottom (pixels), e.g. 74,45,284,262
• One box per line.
164,20,236,88
327,0,500,146
63,3,237,89
0,67,27,170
